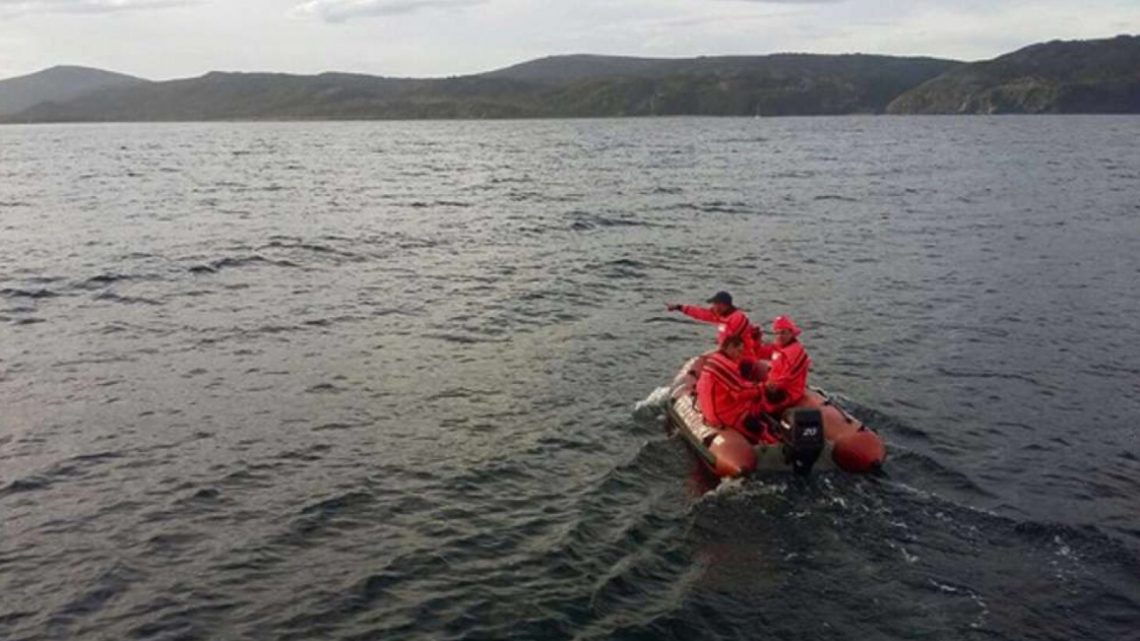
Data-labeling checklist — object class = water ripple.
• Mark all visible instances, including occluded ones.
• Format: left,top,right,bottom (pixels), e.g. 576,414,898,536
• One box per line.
1,117,1137,641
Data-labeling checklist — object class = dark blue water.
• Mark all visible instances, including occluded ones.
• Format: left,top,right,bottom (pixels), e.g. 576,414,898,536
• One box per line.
1,117,1138,641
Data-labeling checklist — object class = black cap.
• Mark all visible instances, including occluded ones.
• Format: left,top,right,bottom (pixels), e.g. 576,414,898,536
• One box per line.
707,291,733,305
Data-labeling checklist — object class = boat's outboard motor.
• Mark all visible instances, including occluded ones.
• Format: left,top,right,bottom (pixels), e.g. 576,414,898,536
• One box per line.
779,409,825,476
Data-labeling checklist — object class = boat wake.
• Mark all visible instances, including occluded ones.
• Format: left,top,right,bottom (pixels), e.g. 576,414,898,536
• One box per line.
633,385,673,416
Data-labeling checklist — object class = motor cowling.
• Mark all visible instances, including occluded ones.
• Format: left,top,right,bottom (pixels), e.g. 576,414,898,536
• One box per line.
779,408,825,476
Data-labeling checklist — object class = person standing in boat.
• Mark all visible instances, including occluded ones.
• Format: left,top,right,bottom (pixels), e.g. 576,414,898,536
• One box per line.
666,291,769,365
763,315,812,413
696,334,772,442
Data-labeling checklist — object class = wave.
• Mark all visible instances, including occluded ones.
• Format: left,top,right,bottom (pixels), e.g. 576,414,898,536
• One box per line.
662,201,760,215
0,451,125,500
408,200,473,208
79,273,142,289
260,238,362,261
567,210,669,231
188,254,299,274
93,291,163,306
0,288,59,300
422,332,509,345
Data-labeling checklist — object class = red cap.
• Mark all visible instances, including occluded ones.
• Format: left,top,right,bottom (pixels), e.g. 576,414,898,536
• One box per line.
772,315,801,336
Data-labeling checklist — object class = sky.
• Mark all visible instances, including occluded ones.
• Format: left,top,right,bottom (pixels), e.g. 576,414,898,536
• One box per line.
0,0,1136,80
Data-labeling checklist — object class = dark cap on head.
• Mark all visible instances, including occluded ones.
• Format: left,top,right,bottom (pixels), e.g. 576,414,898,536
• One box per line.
707,291,733,306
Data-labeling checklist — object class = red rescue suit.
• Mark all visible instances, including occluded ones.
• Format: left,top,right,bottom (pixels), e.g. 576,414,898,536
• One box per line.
681,305,764,362
752,329,775,361
697,352,765,433
765,339,811,411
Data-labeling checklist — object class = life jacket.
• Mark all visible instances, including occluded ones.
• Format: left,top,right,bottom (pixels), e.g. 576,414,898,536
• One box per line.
766,339,811,408
697,352,764,429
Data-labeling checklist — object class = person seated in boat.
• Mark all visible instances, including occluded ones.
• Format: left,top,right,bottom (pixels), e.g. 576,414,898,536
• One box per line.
763,315,812,414
696,335,772,442
667,291,763,366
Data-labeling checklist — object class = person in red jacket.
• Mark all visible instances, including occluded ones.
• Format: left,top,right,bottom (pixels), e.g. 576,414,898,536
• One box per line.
696,335,771,442
763,315,812,413
667,291,766,365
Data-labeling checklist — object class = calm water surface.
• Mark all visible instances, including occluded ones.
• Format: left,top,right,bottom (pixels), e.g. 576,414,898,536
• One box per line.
1,117,1138,640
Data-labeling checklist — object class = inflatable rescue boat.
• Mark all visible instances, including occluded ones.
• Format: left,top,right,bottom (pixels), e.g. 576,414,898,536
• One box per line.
667,355,886,478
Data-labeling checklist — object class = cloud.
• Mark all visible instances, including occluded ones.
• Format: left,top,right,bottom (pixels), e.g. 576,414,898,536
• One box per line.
290,0,487,23
0,0,193,16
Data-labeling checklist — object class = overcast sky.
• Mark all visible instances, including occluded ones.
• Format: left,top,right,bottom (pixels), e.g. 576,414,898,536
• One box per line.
0,0,1135,80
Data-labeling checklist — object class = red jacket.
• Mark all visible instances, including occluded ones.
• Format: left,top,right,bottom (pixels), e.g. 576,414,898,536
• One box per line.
753,339,775,361
682,305,763,361
766,339,811,407
697,352,764,429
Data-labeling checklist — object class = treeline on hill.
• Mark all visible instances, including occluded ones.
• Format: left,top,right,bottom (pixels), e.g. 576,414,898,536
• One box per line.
887,35,1140,114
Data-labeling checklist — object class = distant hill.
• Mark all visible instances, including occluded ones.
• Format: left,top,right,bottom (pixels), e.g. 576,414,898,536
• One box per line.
529,54,961,117
4,71,546,122
484,54,675,83
1,54,959,122
888,35,1140,114
2,36,1137,122
0,65,148,117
